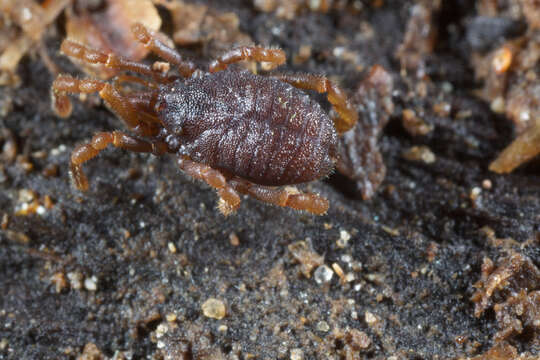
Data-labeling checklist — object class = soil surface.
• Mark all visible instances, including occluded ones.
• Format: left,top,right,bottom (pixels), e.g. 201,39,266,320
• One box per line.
0,1,539,359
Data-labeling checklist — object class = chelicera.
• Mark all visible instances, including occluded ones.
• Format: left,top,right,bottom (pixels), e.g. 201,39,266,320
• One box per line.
51,23,358,215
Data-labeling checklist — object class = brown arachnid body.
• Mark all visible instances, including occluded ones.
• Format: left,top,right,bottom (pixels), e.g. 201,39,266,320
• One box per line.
51,23,358,215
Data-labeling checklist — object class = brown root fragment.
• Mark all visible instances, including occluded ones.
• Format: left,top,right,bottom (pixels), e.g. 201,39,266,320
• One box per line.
489,118,540,173
469,4,540,173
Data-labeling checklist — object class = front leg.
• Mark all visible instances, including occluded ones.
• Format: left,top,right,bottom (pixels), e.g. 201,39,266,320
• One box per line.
52,74,160,136
131,23,197,78
209,47,286,73
71,131,167,191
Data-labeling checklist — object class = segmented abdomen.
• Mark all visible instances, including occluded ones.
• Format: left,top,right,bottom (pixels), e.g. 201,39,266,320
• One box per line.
158,71,338,186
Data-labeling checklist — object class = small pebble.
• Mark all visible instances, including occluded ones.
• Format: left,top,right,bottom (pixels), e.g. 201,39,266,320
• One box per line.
290,348,304,360
403,146,436,164
490,96,505,113
365,311,378,325
229,232,240,246
491,46,513,74
470,187,481,201
50,144,66,157
155,324,168,338
50,272,68,293
348,329,371,349
340,229,351,242
1,213,8,229
314,265,334,284
433,102,451,117
337,229,351,248
67,272,83,290
84,276,98,291
218,325,228,333
18,189,36,203
202,298,226,319
316,321,330,332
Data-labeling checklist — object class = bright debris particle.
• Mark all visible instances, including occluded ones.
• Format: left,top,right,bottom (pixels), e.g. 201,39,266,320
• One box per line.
202,298,226,319
314,265,334,284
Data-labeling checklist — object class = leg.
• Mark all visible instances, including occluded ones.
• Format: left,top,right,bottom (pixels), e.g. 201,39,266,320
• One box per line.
177,157,241,216
229,178,329,215
209,47,286,73
70,131,168,191
273,74,358,134
60,40,169,83
52,74,160,136
131,23,197,78
113,74,159,90
51,74,106,118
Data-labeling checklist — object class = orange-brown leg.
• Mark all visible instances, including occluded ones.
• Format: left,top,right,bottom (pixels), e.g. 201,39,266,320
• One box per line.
60,40,169,83
131,23,197,78
51,74,106,117
273,74,358,134
209,47,287,73
177,157,241,216
229,178,329,215
52,74,160,136
110,75,162,130
70,131,168,191
113,74,159,90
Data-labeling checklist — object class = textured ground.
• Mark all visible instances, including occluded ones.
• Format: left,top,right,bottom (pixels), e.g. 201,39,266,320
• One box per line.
0,1,539,359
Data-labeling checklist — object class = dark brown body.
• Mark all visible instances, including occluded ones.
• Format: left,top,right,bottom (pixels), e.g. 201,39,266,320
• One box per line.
156,71,338,186
54,27,358,214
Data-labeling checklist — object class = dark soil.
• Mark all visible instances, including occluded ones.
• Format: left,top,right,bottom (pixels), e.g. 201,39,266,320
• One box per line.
1,1,539,359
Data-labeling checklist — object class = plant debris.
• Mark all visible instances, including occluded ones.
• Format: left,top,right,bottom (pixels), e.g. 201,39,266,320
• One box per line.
0,0,69,84
65,0,162,79
0,0,539,359
472,251,540,347
470,1,540,172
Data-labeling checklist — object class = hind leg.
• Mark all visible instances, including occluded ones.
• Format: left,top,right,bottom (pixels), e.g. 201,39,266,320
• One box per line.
177,157,242,216
177,157,328,215
229,178,329,215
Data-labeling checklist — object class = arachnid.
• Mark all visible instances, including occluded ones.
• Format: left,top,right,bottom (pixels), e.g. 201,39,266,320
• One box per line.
51,23,358,215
